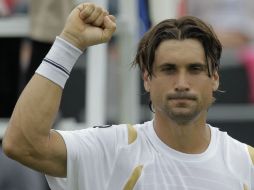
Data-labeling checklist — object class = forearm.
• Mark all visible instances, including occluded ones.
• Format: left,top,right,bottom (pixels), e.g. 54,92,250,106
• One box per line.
21,74,62,138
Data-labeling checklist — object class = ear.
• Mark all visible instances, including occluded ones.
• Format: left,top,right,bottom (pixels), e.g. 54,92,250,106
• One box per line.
143,70,151,92
212,71,219,91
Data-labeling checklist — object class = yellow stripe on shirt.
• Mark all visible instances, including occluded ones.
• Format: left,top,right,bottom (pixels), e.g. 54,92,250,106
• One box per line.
123,165,143,190
127,124,137,144
247,145,254,164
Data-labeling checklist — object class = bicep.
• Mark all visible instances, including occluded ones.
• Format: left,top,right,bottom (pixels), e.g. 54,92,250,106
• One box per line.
20,130,67,177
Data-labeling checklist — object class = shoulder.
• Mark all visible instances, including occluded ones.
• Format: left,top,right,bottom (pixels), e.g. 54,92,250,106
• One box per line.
56,121,150,154
213,127,253,181
58,124,126,142
213,126,254,165
215,127,249,161
92,123,144,145
93,121,150,145
210,125,247,152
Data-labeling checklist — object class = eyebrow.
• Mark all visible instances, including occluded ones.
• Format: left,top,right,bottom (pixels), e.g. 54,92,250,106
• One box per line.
158,62,207,68
188,63,207,69
157,63,175,68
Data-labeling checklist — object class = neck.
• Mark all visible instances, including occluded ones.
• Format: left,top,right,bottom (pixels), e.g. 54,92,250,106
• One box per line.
153,113,211,154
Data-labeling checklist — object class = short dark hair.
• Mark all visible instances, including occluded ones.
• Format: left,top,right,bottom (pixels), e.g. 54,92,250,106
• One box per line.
133,16,222,77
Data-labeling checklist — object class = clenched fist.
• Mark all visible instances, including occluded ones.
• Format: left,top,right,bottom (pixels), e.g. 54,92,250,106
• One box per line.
60,3,116,50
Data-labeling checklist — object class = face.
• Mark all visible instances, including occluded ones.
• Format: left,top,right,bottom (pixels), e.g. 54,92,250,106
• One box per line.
143,39,219,125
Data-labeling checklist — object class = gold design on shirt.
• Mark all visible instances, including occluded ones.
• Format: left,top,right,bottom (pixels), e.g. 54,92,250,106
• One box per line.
123,165,143,190
243,183,249,190
247,145,254,164
127,124,137,144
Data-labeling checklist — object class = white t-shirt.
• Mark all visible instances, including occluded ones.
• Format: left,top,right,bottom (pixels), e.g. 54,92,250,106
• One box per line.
46,121,254,190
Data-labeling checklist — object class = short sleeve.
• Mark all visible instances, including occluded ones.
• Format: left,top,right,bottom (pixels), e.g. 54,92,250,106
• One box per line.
46,124,128,190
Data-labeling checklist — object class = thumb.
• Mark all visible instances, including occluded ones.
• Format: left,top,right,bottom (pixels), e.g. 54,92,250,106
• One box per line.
101,15,116,42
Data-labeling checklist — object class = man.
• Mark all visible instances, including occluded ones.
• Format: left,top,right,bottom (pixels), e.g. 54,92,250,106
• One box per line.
3,2,254,190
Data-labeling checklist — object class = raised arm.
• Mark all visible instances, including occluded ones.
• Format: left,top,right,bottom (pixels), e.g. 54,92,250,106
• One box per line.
2,3,116,177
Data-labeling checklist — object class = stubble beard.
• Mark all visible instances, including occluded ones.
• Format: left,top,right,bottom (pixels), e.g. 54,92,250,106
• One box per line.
154,92,214,125
161,99,204,126
164,106,201,125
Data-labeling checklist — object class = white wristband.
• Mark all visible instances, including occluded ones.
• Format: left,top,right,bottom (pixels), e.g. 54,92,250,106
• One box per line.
36,36,83,88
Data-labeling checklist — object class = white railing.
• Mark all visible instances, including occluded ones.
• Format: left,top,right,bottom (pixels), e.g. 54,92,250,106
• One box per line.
0,14,29,37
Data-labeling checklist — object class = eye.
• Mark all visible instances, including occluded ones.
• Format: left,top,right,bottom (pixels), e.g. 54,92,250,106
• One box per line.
189,64,206,74
160,65,176,74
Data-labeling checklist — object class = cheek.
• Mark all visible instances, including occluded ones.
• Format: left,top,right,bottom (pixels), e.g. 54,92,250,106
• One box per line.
149,78,170,100
149,84,162,101
199,83,214,103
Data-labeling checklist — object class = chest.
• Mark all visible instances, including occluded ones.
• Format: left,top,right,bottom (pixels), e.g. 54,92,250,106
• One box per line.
135,157,243,190
107,146,244,190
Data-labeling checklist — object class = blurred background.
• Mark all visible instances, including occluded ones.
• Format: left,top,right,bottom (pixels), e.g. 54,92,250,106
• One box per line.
0,0,254,189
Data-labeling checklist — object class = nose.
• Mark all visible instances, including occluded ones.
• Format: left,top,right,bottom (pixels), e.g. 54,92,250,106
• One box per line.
174,73,190,92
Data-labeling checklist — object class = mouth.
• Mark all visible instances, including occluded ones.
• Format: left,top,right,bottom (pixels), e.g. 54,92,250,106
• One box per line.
167,94,197,101
168,99,195,107
167,97,196,109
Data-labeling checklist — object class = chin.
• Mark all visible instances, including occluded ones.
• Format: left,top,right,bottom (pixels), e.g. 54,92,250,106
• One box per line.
170,114,198,125
166,108,200,125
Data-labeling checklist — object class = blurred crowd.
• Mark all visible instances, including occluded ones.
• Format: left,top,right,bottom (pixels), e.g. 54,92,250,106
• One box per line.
0,0,74,118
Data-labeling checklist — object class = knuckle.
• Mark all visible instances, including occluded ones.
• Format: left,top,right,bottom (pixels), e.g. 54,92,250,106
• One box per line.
85,3,95,13
96,6,103,13
88,3,95,9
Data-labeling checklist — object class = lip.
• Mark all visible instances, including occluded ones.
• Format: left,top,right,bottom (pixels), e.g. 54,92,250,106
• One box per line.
168,98,195,108
168,97,197,106
167,94,197,101
168,97,196,101
169,98,195,102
